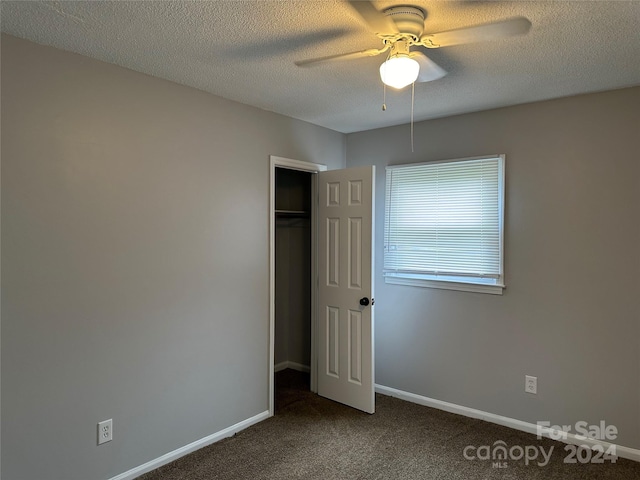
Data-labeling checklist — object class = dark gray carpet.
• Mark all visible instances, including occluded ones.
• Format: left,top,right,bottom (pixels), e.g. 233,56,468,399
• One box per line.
138,370,640,479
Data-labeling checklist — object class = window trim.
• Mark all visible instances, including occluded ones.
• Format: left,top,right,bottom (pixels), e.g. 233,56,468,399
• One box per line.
384,154,505,295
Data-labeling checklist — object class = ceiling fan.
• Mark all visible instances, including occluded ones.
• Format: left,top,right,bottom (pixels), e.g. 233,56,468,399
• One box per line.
295,1,532,90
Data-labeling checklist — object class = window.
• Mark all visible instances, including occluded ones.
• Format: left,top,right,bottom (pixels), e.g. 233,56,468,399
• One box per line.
384,155,505,294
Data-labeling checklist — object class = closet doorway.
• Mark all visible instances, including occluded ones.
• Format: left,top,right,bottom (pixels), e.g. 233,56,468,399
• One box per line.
269,156,326,415
269,156,376,415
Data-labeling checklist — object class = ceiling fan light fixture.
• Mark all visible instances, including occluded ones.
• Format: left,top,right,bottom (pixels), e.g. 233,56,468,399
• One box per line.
379,55,420,90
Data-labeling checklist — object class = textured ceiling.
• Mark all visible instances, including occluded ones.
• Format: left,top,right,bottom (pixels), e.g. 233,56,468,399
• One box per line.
2,1,639,133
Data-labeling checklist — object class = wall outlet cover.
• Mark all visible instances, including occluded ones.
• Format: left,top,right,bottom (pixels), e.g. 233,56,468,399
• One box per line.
98,419,113,445
525,375,537,394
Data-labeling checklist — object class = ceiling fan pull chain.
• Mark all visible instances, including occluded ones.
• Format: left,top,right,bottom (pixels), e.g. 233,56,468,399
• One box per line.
382,46,393,112
382,83,387,111
410,82,415,153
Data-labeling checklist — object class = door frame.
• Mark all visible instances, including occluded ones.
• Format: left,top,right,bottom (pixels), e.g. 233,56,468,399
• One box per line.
269,155,327,416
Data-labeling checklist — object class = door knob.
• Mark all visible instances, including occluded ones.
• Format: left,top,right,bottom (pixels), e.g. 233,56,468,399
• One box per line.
359,297,370,306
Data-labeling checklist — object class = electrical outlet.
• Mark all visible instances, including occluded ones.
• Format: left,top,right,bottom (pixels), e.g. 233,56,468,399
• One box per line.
525,375,537,394
98,419,113,445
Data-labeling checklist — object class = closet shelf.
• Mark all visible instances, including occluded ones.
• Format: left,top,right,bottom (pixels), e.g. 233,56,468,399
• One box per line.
275,209,310,218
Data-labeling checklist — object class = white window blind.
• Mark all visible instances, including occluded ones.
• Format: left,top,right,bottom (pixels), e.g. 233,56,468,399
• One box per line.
384,155,504,293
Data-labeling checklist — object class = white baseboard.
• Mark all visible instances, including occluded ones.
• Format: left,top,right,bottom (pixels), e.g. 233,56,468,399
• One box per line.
108,410,270,480
274,361,310,373
375,384,640,463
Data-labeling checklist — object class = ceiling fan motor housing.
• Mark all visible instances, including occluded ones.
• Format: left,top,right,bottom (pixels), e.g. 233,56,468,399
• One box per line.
383,6,426,40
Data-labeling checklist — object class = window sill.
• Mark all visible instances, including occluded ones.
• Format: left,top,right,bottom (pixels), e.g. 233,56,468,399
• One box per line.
384,276,505,295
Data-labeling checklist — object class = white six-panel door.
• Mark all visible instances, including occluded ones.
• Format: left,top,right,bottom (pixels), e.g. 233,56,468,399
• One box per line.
317,166,375,413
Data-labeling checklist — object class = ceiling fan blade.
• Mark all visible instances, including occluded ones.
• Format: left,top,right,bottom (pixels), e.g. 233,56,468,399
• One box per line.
347,0,399,34
410,52,447,83
295,47,387,67
420,17,531,48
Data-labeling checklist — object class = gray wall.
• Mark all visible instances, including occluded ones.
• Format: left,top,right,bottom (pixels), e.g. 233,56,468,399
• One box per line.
0,34,345,480
346,87,640,450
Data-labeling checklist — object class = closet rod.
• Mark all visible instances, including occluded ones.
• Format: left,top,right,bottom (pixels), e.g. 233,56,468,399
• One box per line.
275,209,309,217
